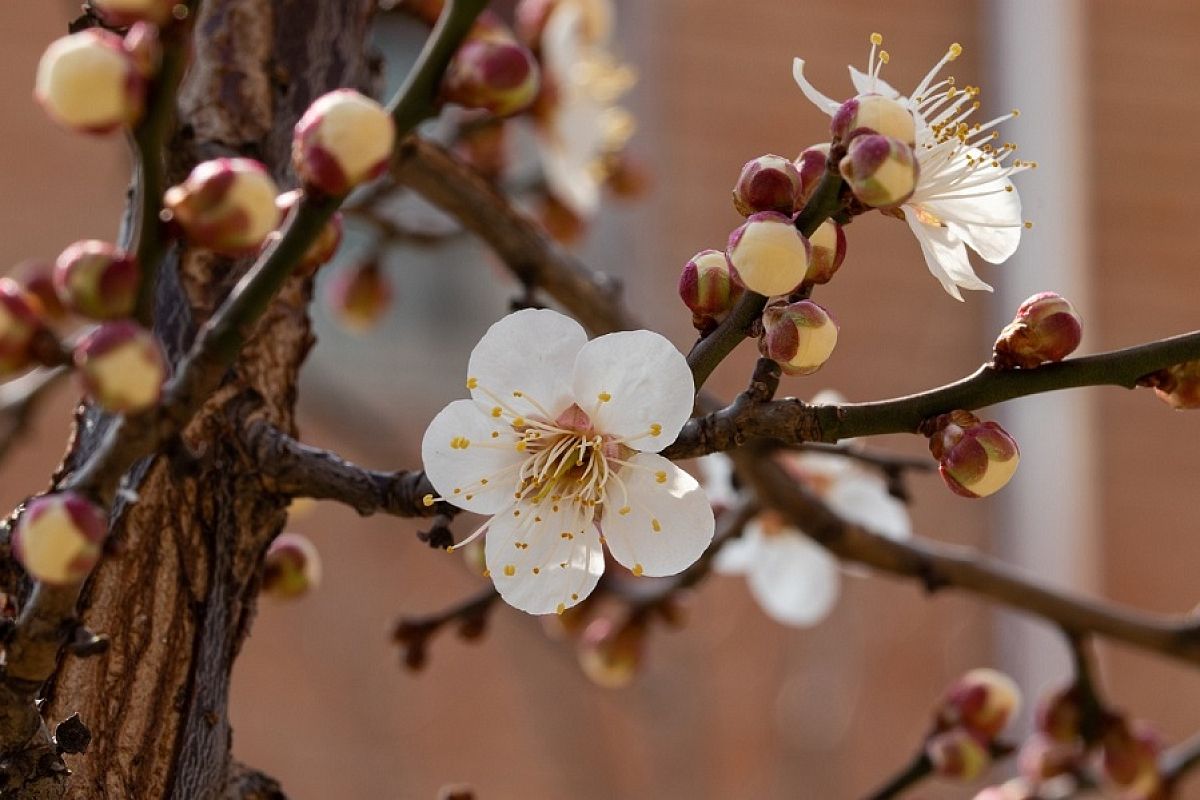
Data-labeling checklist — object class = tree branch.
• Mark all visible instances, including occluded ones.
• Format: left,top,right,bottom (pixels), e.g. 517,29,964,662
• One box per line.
245,420,445,518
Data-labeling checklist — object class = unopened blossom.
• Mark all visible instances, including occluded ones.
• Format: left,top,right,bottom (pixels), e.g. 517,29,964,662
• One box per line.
164,158,281,256
794,34,1032,299
532,0,636,218
293,89,396,197
75,321,167,413
90,0,176,26
993,291,1083,369
421,309,713,615
926,727,991,781
262,533,322,599
937,667,1022,740
53,240,139,320
35,30,145,135
13,492,108,586
710,437,911,627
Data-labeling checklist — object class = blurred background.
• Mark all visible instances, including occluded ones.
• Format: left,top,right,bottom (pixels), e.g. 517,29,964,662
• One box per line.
6,1,1200,797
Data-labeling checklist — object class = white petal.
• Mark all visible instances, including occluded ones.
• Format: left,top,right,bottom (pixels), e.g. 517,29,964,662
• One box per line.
825,474,912,541
925,184,1023,264
484,499,605,615
697,453,740,510
847,65,902,100
712,523,764,575
745,529,841,627
600,453,714,577
467,309,588,418
421,399,527,515
902,211,992,300
792,58,841,116
571,330,694,449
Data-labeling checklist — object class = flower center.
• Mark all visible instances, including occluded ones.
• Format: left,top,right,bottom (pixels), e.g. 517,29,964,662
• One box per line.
514,404,616,508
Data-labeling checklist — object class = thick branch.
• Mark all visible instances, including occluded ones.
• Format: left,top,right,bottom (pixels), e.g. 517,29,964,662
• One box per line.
245,421,444,518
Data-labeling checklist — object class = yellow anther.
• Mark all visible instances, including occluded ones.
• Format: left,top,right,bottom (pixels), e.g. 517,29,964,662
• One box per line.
483,569,491,578
491,406,503,418
618,506,631,515
556,603,565,615
571,593,579,601
1024,221,1034,229
870,32,883,45
480,478,488,485
561,532,574,540
633,563,644,577
532,567,540,574
466,377,478,389
879,50,890,64
948,42,963,60
655,471,667,484
651,518,662,533
512,416,526,427
465,494,474,501
649,423,662,437
513,509,521,517
516,441,527,452
504,564,516,576
453,488,462,494
490,431,500,439
597,392,612,403
512,390,523,398
1012,108,1021,117
422,494,435,507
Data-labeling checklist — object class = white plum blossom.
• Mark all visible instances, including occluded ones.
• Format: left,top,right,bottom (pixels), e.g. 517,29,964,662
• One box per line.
534,0,636,217
422,309,714,615
707,442,911,627
793,34,1033,300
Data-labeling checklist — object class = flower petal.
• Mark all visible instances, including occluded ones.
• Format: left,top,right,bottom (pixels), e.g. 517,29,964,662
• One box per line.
571,330,694,449
903,211,992,300
825,473,911,541
468,309,588,418
484,499,605,615
697,453,740,510
745,526,840,627
600,453,714,577
792,58,841,116
421,399,526,515
925,181,1023,264
712,524,763,575
847,65,902,100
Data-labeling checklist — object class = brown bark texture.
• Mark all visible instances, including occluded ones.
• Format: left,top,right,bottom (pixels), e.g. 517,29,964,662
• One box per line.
36,2,375,797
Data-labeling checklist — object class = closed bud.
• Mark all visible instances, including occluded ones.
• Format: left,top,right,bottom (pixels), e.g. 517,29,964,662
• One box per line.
794,144,830,207
678,250,743,332
12,261,66,322
577,616,644,689
832,93,916,146
1144,360,1200,410
727,211,811,296
603,152,650,199
937,667,1021,740
273,190,343,274
0,279,45,376
732,154,804,217
927,410,1020,499
53,240,139,320
805,220,846,284
1101,718,1164,797
13,492,107,585
90,0,177,26
994,292,1083,369
1018,733,1082,783
443,37,541,118
838,134,918,208
293,89,396,196
262,533,322,599
759,300,838,376
35,30,145,135
1035,685,1083,743
925,728,991,781
74,321,167,413
122,22,162,78
164,158,281,256
327,261,392,333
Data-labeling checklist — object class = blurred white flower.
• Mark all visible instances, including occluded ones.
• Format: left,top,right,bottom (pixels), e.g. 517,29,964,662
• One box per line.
534,0,636,217
793,34,1032,300
422,309,714,615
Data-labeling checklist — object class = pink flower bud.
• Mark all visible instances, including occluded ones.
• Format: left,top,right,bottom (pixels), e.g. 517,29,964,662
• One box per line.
13,261,67,322
327,261,392,333
1035,685,1084,743
443,37,541,118
13,492,107,585
34,30,145,135
273,190,343,274
758,300,838,376
53,240,139,320
832,93,916,146
262,532,322,599
805,220,847,285
726,211,811,296
74,321,167,414
937,667,1022,740
1101,718,1164,796
164,158,281,256
838,134,919,208
732,154,804,217
678,249,744,332
577,616,644,689
0,279,45,376
927,411,1020,499
925,728,991,781
794,144,830,207
1145,360,1200,410
604,152,651,200
90,0,177,26
1018,733,1082,783
122,22,162,79
993,292,1083,369
293,89,396,196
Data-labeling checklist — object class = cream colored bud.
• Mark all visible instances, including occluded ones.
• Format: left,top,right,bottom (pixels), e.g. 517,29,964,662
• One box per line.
726,212,811,296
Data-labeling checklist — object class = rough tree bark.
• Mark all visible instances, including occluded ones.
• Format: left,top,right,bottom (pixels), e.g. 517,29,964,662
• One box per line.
37,2,375,797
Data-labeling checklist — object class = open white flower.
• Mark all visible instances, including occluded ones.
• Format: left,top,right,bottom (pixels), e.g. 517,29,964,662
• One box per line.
534,0,635,217
793,34,1032,300
422,309,714,615
707,446,912,627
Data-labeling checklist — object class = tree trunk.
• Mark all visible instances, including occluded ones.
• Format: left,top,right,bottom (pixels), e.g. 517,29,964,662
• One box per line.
43,2,375,796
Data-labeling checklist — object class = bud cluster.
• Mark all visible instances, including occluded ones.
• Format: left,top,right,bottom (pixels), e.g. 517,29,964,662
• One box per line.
925,668,1021,782
758,299,838,376
994,292,1083,369
678,250,743,333
165,158,281,256
74,321,168,414
327,260,393,333
293,89,396,197
925,410,1020,499
35,29,147,135
54,240,139,320
442,24,541,118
